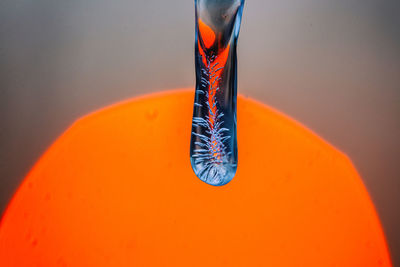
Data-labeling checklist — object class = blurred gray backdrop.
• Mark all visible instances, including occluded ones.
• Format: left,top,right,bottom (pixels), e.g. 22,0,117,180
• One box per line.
1,0,399,264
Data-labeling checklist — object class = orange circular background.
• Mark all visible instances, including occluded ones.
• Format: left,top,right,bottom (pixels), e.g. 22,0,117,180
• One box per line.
0,90,391,266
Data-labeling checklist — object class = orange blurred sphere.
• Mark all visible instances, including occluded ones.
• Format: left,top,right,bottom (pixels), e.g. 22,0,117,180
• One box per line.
0,90,392,266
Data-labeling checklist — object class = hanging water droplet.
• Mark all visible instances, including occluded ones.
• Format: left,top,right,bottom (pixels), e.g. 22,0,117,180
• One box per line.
190,0,245,186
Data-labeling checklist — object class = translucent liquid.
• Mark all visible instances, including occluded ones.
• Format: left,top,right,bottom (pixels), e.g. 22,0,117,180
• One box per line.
190,0,245,186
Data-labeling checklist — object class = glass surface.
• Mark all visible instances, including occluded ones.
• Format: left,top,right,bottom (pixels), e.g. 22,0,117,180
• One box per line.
190,0,245,186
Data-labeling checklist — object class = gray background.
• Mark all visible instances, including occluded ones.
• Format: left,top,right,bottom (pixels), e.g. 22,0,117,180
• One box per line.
1,0,399,264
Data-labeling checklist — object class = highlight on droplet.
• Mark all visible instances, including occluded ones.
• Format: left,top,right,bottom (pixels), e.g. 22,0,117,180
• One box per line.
190,0,245,186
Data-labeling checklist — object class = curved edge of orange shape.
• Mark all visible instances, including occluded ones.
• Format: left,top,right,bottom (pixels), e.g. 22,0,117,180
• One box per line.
0,89,392,266
239,94,392,265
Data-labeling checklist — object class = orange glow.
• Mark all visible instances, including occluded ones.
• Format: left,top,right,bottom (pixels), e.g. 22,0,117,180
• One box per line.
0,90,392,266
198,19,215,49
197,20,230,129
205,43,230,127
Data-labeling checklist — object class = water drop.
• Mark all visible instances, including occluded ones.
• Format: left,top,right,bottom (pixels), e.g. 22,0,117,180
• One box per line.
190,0,245,186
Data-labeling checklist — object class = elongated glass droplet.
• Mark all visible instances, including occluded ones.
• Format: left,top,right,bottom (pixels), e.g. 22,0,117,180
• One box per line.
190,0,245,186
